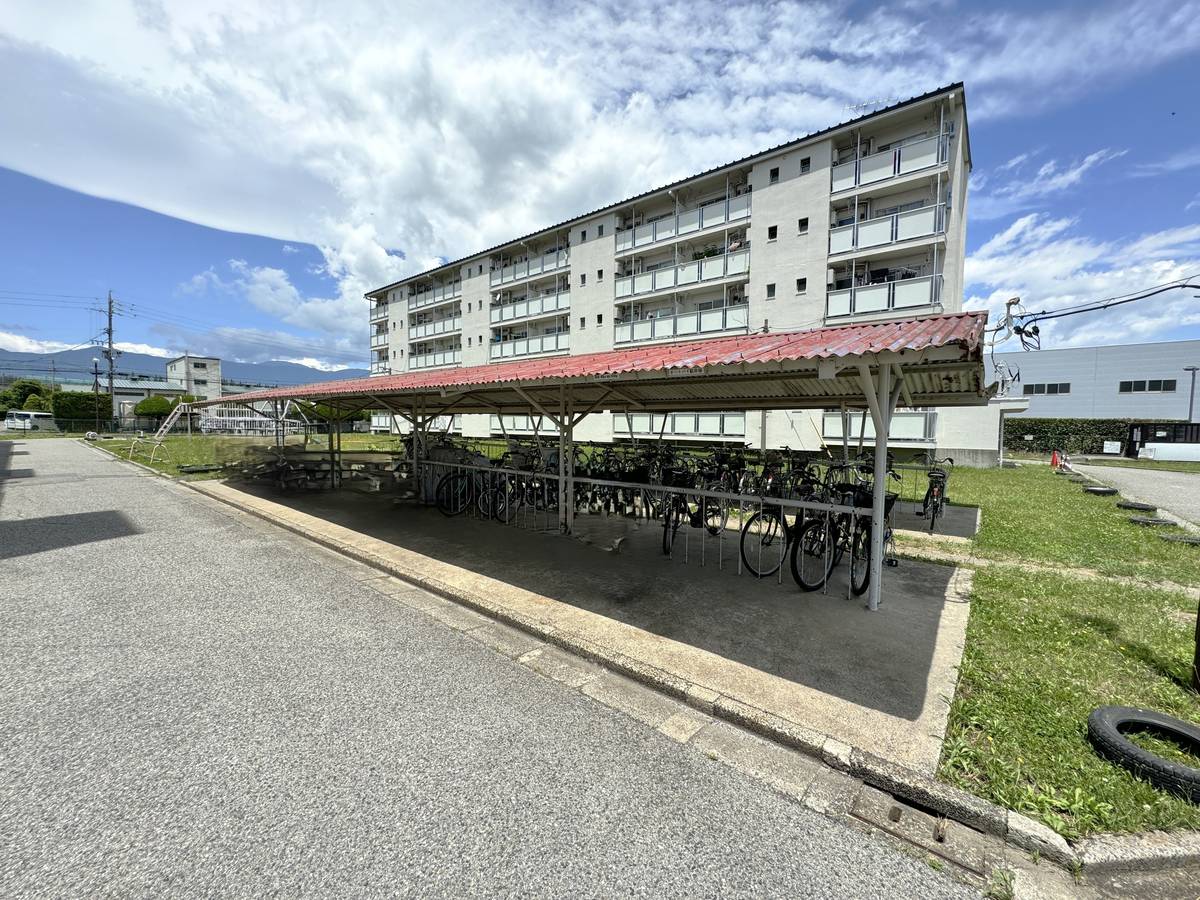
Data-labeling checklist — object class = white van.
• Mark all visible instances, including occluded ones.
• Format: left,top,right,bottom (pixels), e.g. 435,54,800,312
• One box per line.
3,410,56,431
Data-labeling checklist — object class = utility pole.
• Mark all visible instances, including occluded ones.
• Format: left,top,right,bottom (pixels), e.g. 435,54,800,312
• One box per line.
103,291,120,430
91,357,101,433
1186,366,1199,424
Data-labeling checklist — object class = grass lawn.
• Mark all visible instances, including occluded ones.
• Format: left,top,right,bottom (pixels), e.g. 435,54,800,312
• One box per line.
940,565,1200,838
0,432,77,440
95,434,295,478
892,464,1200,587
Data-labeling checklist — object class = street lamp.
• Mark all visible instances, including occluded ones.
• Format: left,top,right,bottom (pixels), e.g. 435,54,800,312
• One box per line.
1186,366,1199,424
91,357,101,432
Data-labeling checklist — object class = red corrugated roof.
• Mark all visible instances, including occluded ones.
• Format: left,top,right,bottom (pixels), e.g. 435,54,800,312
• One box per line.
200,312,986,408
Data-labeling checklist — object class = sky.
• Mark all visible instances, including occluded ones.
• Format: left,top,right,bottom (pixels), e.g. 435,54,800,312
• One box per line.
0,0,1198,372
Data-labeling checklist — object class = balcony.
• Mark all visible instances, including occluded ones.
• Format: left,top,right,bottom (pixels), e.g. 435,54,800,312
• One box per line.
489,331,570,360
490,290,570,325
830,134,947,193
489,249,570,288
826,274,942,320
408,282,462,310
370,332,389,349
823,410,936,444
369,302,389,322
409,315,463,340
489,414,559,435
615,194,751,254
615,248,749,301
829,204,945,256
614,303,749,345
369,361,390,376
614,411,746,440
410,348,462,369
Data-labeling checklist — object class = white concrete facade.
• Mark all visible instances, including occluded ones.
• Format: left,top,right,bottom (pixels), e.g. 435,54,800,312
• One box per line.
366,85,1002,460
166,354,223,402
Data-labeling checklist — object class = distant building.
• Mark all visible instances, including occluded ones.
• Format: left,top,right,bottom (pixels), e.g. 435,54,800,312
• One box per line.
166,354,223,401
58,376,184,422
990,340,1200,422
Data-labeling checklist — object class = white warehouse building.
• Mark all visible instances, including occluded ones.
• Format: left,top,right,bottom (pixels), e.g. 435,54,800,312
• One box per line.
366,83,1017,465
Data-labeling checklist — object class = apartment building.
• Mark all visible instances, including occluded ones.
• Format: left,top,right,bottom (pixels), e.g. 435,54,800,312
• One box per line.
166,354,223,402
367,83,1010,463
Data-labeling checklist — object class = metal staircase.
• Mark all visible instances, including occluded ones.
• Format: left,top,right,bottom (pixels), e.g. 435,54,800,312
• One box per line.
152,402,189,440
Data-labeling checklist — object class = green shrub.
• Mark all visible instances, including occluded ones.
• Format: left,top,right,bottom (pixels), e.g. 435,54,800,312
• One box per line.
22,393,50,412
1003,418,1163,455
51,391,112,422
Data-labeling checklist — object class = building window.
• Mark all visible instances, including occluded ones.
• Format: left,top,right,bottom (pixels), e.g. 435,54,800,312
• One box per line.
580,228,587,241
796,278,807,293
598,224,605,237
799,157,811,174
769,167,780,184
596,314,603,325
597,269,603,281
1119,379,1176,393
193,378,207,386
467,337,472,347
467,302,472,312
193,361,207,369
767,225,778,241
580,273,587,286
1023,382,1071,395
766,283,776,300
798,217,809,234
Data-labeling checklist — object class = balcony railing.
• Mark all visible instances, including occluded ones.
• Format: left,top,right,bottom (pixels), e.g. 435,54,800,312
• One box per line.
489,331,570,360
615,248,750,300
409,315,463,340
489,414,559,435
370,332,389,349
489,250,570,288
490,290,570,324
615,194,751,253
829,204,945,255
408,283,462,310
831,134,948,192
614,411,746,439
614,303,749,345
823,410,936,443
369,361,390,375
410,348,462,369
826,274,943,319
369,302,389,322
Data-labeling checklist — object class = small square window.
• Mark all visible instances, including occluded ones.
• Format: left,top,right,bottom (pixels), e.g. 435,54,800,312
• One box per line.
767,225,778,240
597,269,603,281
1149,379,1162,391
1047,383,1059,395
1023,384,1036,396
1133,380,1146,392
580,273,587,286
766,283,776,300
1059,383,1071,394
769,167,779,184
798,217,809,234
596,314,603,325
795,277,807,293
1033,384,1046,394
1119,381,1133,393
467,302,472,312
598,224,605,236
1163,379,1177,392
799,157,811,174
581,229,587,241
580,317,586,329
467,337,472,347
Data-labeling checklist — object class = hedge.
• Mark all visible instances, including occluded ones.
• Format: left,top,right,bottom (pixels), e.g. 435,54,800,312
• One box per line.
51,391,113,422
1002,417,1161,455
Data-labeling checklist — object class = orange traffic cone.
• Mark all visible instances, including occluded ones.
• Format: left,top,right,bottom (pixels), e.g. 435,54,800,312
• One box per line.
1050,450,1060,469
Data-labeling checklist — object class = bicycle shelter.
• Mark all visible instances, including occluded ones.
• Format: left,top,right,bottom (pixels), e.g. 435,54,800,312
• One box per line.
191,311,990,611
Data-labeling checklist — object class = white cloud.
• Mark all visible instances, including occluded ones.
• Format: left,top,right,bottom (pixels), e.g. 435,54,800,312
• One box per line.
1132,147,1200,178
0,331,76,354
281,244,300,254
965,214,1200,348
1187,193,1200,212
971,148,1127,220
114,341,173,357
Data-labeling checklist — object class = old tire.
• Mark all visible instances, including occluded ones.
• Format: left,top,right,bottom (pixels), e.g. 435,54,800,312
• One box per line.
1087,706,1200,803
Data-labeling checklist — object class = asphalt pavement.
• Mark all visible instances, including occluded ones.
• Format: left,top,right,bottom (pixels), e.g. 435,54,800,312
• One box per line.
0,439,976,898
1074,463,1200,525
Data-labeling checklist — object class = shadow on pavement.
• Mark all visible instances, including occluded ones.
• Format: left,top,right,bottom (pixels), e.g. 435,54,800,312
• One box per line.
235,482,959,724
0,510,141,560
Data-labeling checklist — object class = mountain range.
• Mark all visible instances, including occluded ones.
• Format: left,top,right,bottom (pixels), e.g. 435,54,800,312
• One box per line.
0,347,367,388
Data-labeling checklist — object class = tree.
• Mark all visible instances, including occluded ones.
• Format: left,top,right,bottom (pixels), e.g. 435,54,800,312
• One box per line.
51,391,112,422
0,379,47,416
22,393,50,412
171,394,201,408
134,395,173,425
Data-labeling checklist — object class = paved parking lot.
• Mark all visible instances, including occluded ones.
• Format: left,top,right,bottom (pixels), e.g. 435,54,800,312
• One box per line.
1075,464,1200,525
0,439,975,898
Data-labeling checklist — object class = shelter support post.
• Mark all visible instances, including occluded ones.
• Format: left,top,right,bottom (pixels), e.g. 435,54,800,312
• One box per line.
858,363,898,612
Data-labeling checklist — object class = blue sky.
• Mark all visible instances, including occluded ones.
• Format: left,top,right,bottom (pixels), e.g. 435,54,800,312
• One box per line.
1,0,1198,371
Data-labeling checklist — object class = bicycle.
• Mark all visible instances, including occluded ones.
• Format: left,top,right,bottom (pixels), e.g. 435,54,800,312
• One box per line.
738,460,821,578
661,460,726,555
920,454,954,533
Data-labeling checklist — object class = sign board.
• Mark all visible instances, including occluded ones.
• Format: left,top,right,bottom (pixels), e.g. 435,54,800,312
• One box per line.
1023,434,1033,441
1102,440,1121,455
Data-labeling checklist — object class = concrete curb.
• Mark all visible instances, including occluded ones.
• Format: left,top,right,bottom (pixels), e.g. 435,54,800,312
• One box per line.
181,477,1200,878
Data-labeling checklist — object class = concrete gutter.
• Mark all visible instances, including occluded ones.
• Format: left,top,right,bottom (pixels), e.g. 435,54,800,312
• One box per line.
180,476,1200,880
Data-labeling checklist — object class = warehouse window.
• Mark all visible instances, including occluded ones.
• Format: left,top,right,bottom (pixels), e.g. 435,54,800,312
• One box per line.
795,278,807,294
1120,379,1176,393
767,225,778,241
769,167,779,184
766,283,776,300
598,224,605,237
798,217,809,234
1022,382,1071,395
799,157,811,174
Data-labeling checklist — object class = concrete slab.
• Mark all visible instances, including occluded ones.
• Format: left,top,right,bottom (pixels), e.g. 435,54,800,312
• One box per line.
193,481,971,772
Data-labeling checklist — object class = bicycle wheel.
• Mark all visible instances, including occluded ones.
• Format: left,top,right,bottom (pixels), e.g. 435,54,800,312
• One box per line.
740,509,786,578
928,486,943,533
702,482,728,536
790,517,835,591
492,478,520,523
435,472,470,516
662,501,682,556
850,523,871,596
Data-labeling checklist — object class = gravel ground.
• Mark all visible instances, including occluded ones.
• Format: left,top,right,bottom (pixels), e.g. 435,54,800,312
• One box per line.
0,439,976,898
1074,464,1200,525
